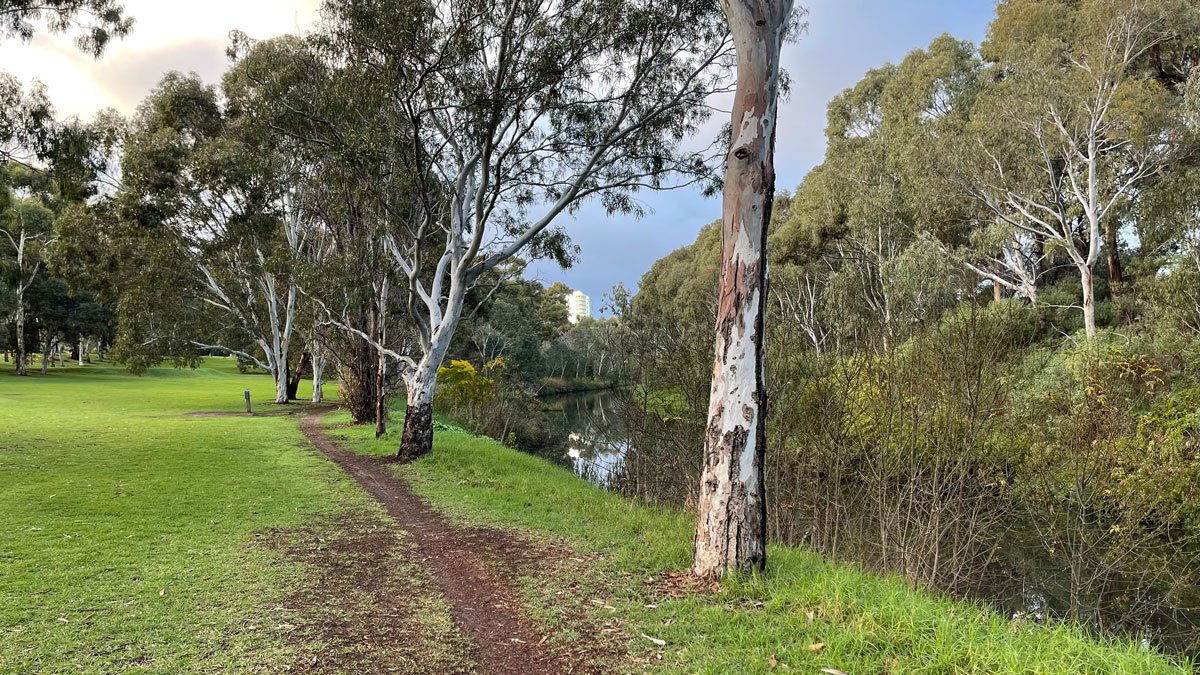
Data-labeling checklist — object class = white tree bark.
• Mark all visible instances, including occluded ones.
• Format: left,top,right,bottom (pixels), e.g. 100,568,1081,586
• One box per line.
692,0,793,581
311,350,327,403
2,224,48,377
13,299,26,376
194,192,304,403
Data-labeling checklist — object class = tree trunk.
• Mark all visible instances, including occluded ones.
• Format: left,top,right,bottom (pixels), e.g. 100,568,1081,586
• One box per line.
14,304,26,376
1105,221,1123,292
374,348,388,438
1081,264,1097,340
273,360,290,404
692,0,791,581
399,359,438,461
287,352,310,400
312,352,326,403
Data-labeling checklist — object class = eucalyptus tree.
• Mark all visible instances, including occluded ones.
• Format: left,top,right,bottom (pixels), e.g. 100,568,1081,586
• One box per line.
0,0,131,55
0,0,131,167
223,33,422,427
312,0,737,460
116,72,309,402
690,0,801,580
970,0,1180,339
0,166,55,375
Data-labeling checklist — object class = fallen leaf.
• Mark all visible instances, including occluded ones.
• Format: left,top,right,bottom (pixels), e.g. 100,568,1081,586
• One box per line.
805,609,815,624
808,642,826,653
769,653,779,668
158,588,165,597
821,669,849,675
640,633,666,647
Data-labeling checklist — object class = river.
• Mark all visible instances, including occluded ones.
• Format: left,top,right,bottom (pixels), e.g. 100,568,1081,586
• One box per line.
534,388,629,486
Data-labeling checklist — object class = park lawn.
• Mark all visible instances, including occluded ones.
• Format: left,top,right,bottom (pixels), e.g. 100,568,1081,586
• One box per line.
326,413,1193,674
0,359,390,672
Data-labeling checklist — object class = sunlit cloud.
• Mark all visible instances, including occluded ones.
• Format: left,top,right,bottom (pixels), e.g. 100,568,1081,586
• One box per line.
0,0,320,119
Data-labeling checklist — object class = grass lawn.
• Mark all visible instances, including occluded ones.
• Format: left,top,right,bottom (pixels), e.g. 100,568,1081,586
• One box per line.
327,413,1194,674
0,359,403,672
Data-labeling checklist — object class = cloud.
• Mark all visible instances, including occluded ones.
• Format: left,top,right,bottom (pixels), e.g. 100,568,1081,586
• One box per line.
0,0,320,119
87,38,230,114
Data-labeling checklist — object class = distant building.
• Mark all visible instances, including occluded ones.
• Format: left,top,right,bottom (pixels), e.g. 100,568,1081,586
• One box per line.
566,290,592,324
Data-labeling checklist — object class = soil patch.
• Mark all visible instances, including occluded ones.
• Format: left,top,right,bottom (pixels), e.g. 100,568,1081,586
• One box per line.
299,412,609,674
260,512,474,673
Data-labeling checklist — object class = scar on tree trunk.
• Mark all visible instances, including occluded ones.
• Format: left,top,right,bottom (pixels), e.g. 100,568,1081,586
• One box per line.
1106,221,1124,294
398,401,433,462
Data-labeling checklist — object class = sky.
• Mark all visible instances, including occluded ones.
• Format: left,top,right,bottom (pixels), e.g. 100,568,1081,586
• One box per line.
0,0,997,316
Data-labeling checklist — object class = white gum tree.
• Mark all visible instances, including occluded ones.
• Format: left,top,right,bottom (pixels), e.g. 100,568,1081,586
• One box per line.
316,0,738,459
192,191,306,404
1,196,55,376
118,72,312,402
971,2,1172,340
691,0,800,580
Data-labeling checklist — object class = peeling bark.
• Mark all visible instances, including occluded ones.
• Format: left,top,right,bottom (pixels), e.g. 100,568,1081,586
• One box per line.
1105,221,1124,292
692,0,792,581
399,361,437,461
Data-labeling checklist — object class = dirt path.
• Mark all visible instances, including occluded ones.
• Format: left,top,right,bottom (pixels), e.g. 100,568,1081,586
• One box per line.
298,412,579,675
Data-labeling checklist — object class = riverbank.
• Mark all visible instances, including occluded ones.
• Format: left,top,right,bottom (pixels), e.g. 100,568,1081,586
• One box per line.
328,411,1191,673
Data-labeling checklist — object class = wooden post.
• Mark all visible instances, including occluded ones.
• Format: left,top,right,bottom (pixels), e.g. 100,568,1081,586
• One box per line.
244,389,252,415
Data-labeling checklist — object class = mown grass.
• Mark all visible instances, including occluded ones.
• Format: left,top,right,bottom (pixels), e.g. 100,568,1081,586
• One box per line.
0,359,394,672
327,411,1193,674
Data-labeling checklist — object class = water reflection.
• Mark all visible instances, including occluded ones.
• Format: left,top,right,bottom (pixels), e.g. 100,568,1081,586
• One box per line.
539,389,628,486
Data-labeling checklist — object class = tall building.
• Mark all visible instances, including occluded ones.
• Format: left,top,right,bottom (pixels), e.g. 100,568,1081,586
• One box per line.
566,289,591,324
